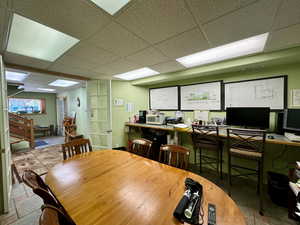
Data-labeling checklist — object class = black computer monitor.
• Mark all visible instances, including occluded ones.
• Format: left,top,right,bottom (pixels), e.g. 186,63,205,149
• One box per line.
283,109,300,133
226,107,270,129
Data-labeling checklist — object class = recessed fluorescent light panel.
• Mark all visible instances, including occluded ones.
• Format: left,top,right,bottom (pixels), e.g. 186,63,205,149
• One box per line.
5,71,28,82
37,88,56,92
90,0,131,15
48,79,79,87
7,14,79,62
176,33,269,68
114,67,159,80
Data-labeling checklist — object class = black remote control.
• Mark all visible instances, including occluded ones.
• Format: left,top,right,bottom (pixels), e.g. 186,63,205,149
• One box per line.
208,204,216,225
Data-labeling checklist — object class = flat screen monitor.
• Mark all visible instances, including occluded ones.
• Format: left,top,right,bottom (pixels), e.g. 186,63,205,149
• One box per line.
226,107,270,129
283,109,300,132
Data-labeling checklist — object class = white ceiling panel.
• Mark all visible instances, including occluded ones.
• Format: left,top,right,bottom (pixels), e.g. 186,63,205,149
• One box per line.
116,0,196,44
4,52,52,69
203,0,281,47
126,47,169,66
12,0,111,39
266,23,300,51
62,41,119,66
150,60,185,73
273,0,300,30
93,58,141,75
186,0,240,25
155,28,210,58
87,22,149,57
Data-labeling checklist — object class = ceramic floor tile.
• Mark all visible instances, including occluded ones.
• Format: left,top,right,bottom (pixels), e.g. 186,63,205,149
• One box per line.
14,195,43,218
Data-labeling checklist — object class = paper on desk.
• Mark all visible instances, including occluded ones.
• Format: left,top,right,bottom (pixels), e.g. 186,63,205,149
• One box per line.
292,89,300,107
194,110,209,122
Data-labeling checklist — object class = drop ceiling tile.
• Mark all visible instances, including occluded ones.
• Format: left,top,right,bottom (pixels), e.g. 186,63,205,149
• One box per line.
0,0,7,8
186,0,240,25
12,0,111,39
87,22,149,57
273,0,300,30
150,61,185,73
125,47,169,66
155,28,210,58
266,23,300,51
93,58,141,75
203,0,281,46
116,0,196,44
4,52,51,69
49,55,98,72
63,42,119,66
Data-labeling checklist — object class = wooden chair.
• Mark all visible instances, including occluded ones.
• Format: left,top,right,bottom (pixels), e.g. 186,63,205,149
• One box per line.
226,128,266,215
159,144,190,170
22,170,59,207
129,138,152,158
39,204,75,225
63,116,83,142
191,125,224,178
62,138,92,160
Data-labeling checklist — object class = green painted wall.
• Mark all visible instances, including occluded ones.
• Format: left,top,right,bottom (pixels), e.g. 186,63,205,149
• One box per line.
111,80,148,148
117,62,300,179
13,91,57,127
57,87,88,138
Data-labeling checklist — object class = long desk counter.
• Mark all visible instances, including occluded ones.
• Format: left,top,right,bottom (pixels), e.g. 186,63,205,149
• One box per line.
125,122,300,147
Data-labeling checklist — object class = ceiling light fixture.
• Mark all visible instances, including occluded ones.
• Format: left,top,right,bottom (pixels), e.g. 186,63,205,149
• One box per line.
48,79,79,87
176,33,269,68
7,14,79,62
90,0,131,15
5,71,28,82
113,67,159,80
37,88,56,92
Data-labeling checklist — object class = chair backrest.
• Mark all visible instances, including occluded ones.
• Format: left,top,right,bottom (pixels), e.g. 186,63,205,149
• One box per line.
130,138,152,158
226,128,266,153
22,170,59,207
159,145,190,169
62,138,92,160
191,125,221,150
39,204,75,225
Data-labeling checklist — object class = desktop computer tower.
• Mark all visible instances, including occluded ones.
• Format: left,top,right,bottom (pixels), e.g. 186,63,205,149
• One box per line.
276,112,284,135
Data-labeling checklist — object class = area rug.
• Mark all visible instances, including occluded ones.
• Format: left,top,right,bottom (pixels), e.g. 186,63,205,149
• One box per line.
12,144,63,182
34,140,48,147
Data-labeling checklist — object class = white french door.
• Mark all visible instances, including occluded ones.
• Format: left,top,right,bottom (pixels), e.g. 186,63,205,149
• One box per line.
0,55,11,213
87,80,112,150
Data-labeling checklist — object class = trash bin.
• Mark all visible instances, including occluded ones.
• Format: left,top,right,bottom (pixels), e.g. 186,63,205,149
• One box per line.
268,171,289,207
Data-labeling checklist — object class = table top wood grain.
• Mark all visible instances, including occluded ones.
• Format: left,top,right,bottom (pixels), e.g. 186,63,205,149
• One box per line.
46,150,246,225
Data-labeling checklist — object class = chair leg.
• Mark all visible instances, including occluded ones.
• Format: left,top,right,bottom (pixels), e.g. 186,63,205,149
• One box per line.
227,153,232,196
194,148,197,165
259,160,264,216
216,149,220,178
199,148,202,173
257,163,260,195
220,148,223,180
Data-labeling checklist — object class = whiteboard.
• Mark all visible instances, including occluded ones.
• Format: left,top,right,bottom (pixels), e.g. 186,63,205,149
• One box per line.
180,81,222,110
150,86,179,110
225,76,286,110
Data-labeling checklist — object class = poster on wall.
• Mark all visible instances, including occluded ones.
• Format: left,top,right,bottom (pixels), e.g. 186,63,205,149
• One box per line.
150,86,179,110
180,81,222,110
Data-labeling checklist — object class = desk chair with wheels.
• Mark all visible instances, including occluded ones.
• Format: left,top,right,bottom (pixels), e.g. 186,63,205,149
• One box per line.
191,125,223,178
226,128,266,215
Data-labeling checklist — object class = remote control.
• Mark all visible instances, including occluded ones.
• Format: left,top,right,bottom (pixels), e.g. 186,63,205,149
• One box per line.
208,204,216,225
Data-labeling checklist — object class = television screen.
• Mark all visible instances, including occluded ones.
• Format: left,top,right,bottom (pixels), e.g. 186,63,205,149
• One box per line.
283,109,300,132
226,107,270,129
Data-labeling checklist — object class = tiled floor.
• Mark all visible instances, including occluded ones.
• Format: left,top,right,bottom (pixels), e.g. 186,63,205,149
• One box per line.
1,162,299,225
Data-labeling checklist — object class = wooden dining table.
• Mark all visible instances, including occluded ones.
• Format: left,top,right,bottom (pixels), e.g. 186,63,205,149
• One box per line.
46,150,246,225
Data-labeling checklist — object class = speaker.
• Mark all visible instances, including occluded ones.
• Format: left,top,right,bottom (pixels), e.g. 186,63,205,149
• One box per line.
276,112,284,135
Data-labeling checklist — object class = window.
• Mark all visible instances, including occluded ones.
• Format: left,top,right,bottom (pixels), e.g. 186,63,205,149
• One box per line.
9,98,45,114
